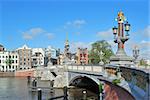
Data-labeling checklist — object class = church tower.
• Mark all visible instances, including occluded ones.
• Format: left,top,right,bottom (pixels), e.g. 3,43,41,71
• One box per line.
64,32,70,59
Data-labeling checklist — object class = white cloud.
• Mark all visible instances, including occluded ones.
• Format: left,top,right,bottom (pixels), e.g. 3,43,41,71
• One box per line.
70,42,93,53
46,33,54,40
22,28,54,40
143,25,150,38
135,25,150,38
73,20,86,28
140,50,150,59
97,29,112,39
22,33,33,40
22,28,45,40
139,40,150,50
64,19,86,29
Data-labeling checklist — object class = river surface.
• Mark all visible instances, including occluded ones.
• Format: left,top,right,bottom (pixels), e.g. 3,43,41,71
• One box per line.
0,77,97,100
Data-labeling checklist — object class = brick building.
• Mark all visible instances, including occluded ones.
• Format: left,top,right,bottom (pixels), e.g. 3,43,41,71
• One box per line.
17,45,32,70
77,48,88,65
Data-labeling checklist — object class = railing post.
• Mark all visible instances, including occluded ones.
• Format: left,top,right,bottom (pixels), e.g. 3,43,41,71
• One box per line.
38,88,42,100
91,66,93,72
63,86,68,100
32,79,37,87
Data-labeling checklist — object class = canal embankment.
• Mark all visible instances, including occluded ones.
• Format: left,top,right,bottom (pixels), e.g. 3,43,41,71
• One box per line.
0,72,14,77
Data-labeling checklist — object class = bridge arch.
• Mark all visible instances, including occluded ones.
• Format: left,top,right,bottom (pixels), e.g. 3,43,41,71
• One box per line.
69,74,100,94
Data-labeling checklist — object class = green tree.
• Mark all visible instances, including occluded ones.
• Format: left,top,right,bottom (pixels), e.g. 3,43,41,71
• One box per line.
5,58,13,66
89,40,114,64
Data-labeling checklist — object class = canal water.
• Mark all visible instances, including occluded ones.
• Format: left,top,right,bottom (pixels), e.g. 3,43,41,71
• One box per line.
0,77,98,100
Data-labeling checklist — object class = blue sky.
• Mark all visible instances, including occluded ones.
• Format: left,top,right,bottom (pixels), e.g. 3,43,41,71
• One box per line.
0,0,149,58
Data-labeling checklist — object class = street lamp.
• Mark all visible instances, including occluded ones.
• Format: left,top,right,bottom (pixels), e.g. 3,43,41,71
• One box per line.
110,11,133,66
99,44,104,65
82,89,87,100
133,46,140,66
124,21,130,36
93,44,104,65
112,26,118,39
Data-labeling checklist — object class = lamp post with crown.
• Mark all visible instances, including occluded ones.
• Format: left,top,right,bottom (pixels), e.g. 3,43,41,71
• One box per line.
110,11,133,66
133,46,140,67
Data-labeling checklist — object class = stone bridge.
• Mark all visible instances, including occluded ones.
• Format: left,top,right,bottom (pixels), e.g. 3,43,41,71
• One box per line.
34,65,150,100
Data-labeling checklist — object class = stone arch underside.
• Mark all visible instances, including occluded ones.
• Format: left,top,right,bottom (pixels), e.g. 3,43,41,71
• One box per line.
69,75,100,94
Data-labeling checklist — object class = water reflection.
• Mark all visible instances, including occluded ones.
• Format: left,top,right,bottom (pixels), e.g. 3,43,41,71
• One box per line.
0,77,98,100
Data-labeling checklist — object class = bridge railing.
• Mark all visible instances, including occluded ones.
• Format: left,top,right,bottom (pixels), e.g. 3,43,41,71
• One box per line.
64,65,104,73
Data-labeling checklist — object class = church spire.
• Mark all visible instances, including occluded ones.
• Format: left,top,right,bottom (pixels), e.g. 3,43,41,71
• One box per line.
64,32,69,56
65,32,69,46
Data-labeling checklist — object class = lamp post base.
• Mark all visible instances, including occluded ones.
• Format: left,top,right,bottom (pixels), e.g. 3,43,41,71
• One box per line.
110,49,134,66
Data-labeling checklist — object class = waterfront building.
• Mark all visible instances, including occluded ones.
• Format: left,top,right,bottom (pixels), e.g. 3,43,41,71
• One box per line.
0,51,19,72
17,45,32,70
77,48,88,65
0,44,5,52
57,53,64,65
31,48,45,67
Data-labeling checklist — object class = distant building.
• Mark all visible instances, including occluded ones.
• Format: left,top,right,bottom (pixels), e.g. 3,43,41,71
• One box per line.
17,45,32,70
57,33,75,65
32,48,45,67
57,53,64,65
0,44,5,52
77,48,88,65
0,51,19,72
44,46,58,66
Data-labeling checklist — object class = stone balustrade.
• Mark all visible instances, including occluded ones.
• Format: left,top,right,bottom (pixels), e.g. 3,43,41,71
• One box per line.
64,65,103,73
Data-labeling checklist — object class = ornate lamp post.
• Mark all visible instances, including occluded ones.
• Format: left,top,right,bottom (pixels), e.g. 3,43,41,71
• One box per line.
110,11,133,66
133,46,140,66
99,44,104,65
94,44,104,65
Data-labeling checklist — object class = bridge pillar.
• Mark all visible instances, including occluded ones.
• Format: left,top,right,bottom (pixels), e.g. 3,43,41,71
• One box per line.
64,71,69,87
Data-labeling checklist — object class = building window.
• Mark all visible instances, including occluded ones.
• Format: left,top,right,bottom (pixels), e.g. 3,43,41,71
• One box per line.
16,60,17,63
16,56,17,58
24,63,26,65
24,58,26,61
3,56,4,58
13,56,14,58
2,66,4,69
0,60,1,63
6,56,7,58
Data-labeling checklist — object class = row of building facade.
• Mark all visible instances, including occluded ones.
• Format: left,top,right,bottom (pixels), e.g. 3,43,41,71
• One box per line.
0,42,89,72
0,44,59,72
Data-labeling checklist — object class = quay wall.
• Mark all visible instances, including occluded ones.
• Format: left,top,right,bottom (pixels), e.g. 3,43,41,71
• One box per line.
15,68,35,77
0,72,15,77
